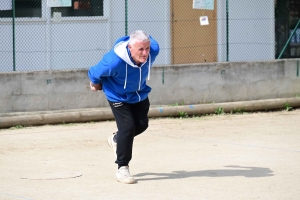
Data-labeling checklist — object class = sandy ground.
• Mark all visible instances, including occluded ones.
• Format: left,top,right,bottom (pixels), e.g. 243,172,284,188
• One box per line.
0,109,300,200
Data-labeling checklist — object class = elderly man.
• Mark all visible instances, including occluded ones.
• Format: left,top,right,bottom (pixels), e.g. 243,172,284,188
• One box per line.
88,30,160,184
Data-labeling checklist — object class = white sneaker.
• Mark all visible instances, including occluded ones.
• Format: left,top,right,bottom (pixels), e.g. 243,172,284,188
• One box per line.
116,166,135,184
107,133,117,158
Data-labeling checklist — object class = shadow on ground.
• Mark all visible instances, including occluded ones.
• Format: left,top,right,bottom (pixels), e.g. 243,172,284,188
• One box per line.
135,165,273,181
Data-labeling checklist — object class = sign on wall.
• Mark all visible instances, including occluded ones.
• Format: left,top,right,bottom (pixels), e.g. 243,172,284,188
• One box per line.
47,0,72,7
200,16,209,26
193,0,214,10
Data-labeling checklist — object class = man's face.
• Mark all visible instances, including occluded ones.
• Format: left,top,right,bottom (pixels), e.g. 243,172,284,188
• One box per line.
128,40,150,65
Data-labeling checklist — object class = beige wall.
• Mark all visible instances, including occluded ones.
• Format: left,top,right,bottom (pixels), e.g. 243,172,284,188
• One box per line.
1,59,300,113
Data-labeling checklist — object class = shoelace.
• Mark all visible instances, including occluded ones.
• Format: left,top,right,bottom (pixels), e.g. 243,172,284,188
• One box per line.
120,168,131,177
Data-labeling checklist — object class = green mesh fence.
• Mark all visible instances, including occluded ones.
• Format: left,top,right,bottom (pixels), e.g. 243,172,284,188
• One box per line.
0,0,299,72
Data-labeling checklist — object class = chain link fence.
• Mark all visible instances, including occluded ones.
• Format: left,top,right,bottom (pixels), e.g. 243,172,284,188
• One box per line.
1,0,299,72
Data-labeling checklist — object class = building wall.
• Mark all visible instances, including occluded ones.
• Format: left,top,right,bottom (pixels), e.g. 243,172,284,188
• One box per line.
0,0,171,72
217,0,275,62
127,0,171,65
1,0,277,72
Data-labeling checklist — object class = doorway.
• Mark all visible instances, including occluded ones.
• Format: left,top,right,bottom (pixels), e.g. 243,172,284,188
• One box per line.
171,0,217,64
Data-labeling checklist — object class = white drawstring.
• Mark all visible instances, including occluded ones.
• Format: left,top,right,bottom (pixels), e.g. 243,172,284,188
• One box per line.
139,68,141,90
124,64,127,89
148,54,151,80
124,54,151,89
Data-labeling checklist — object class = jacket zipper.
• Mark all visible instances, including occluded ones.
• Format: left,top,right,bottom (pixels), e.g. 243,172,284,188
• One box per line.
136,67,142,101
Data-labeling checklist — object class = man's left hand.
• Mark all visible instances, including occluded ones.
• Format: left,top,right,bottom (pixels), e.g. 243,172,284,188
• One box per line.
90,82,102,91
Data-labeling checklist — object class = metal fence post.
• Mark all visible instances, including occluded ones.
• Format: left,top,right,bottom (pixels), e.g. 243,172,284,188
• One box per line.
125,0,128,35
12,0,16,71
226,0,229,62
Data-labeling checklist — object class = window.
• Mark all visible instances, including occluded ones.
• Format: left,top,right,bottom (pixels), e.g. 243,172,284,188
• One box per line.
51,0,103,17
288,0,300,57
275,0,300,58
0,0,42,18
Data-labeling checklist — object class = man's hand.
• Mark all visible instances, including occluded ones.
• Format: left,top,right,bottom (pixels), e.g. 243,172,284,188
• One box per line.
90,82,102,91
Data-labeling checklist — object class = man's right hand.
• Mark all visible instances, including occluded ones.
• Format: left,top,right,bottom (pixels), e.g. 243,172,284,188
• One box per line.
90,82,102,91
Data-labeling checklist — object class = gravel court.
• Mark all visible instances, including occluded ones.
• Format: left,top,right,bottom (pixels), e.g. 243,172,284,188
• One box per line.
0,109,299,200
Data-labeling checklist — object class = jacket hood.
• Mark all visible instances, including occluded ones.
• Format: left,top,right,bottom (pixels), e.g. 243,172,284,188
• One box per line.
113,36,152,89
114,37,136,67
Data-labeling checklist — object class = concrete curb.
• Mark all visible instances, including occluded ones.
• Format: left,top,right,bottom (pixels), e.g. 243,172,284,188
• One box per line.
1,97,300,129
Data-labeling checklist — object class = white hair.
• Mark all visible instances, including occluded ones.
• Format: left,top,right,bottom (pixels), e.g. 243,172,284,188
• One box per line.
128,30,150,45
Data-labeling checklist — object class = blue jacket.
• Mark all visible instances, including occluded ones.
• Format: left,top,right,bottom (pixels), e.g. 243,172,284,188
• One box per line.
88,36,160,103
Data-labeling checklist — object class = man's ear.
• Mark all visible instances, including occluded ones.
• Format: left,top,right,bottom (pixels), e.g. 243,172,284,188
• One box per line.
128,44,132,50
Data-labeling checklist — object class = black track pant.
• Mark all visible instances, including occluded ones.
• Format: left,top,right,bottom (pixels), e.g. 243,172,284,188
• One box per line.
108,97,150,166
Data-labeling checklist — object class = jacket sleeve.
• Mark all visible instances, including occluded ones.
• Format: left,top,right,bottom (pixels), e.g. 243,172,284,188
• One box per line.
149,36,160,62
88,53,116,84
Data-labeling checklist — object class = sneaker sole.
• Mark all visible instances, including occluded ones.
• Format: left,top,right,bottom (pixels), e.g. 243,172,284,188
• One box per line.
116,177,136,184
107,136,117,158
